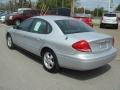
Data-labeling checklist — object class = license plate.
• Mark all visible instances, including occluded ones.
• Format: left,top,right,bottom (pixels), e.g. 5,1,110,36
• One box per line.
99,42,107,49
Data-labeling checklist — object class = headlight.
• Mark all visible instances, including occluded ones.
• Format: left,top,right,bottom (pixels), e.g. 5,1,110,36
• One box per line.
9,16,13,20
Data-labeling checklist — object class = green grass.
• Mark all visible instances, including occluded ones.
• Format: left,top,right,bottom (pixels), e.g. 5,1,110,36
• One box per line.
93,19,100,26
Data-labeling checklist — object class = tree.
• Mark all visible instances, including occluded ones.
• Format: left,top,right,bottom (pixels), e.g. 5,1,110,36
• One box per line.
36,0,71,9
36,0,72,15
116,4,120,11
92,7,104,17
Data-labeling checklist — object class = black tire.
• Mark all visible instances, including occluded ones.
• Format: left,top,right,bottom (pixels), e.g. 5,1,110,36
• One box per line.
6,34,14,49
114,24,118,29
6,22,11,26
15,20,21,26
100,23,103,28
42,49,59,73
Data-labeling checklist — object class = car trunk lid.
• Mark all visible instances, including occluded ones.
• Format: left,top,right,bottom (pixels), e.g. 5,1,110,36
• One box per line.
67,32,113,53
103,16,117,22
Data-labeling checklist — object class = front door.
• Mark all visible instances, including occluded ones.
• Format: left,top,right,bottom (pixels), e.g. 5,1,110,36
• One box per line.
24,18,52,55
13,18,34,49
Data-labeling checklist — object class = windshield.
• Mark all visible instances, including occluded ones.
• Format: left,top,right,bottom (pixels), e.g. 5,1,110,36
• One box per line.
104,14,116,17
55,19,93,34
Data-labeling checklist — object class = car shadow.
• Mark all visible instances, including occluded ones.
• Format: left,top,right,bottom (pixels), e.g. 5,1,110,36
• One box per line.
59,64,111,80
15,47,111,80
15,47,42,64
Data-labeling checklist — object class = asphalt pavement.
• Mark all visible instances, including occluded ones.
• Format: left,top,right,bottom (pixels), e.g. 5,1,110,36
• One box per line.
0,24,120,90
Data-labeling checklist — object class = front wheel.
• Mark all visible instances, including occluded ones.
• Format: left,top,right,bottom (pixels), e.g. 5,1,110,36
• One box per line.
6,35,14,49
42,50,59,73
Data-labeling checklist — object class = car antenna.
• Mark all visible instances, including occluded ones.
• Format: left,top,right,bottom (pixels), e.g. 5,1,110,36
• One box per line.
65,35,68,40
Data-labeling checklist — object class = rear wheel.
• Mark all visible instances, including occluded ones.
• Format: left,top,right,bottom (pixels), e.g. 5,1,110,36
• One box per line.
114,24,118,29
42,50,59,73
6,35,14,49
100,23,103,28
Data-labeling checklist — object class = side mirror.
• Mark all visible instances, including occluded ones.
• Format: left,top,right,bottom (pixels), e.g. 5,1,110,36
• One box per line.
13,25,21,29
13,25,17,29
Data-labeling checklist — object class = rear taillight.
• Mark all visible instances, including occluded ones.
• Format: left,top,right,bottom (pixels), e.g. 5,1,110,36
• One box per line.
112,37,114,47
89,18,92,23
72,40,91,52
101,17,103,21
100,17,103,22
117,17,119,22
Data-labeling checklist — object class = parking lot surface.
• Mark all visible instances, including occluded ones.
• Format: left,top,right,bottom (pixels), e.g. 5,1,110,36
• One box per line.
0,24,120,90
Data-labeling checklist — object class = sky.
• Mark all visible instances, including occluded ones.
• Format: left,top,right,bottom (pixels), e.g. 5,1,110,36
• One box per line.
0,0,120,10
77,0,120,10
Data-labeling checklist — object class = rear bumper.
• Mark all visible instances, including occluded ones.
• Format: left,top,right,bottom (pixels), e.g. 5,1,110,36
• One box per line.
101,23,118,25
57,48,117,71
101,23,118,28
101,21,118,25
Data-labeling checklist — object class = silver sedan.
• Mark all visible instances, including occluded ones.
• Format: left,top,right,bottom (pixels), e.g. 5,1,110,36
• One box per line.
6,16,117,73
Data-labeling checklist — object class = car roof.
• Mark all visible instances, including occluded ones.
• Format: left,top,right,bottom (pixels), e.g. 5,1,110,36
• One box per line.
104,13,116,15
33,15,73,21
75,14,91,17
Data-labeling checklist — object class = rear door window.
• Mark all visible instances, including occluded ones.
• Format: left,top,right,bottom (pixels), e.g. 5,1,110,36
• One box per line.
30,19,52,34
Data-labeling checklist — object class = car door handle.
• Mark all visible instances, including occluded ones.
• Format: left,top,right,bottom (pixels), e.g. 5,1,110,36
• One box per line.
35,38,41,41
22,35,41,41
26,36,41,41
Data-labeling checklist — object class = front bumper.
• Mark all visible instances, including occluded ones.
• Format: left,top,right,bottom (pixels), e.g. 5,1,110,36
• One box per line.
57,48,117,71
5,20,14,25
0,18,5,23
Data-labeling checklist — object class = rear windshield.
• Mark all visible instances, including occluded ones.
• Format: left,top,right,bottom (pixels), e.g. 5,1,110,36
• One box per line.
55,19,93,34
104,14,116,17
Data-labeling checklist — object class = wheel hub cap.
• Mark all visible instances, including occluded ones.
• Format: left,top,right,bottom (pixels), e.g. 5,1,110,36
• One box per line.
44,52,54,69
7,37,12,47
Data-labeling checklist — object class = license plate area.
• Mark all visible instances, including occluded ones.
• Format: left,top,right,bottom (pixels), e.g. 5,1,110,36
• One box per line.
90,39,112,53
99,42,107,49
